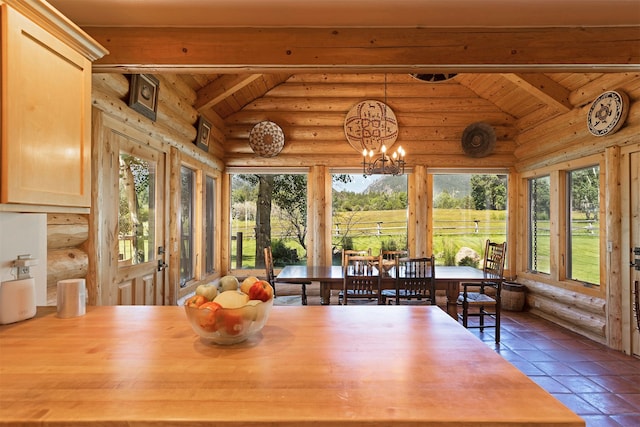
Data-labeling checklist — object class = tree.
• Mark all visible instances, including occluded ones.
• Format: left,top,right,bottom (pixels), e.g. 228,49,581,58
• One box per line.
471,174,507,210
570,167,599,220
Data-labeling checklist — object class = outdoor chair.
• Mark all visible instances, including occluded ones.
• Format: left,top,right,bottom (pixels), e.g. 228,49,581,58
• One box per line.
381,256,436,305
457,240,507,342
264,246,309,305
339,254,382,305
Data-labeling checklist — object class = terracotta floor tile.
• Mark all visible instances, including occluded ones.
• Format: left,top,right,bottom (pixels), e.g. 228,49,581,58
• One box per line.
610,413,640,427
589,376,640,394
579,393,638,415
579,415,624,426
532,361,581,376
529,375,572,393
551,393,602,415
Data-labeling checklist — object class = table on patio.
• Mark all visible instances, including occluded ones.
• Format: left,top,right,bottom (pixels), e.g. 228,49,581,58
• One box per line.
276,265,490,317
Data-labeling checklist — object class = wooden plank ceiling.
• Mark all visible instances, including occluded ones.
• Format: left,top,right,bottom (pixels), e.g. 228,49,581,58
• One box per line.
49,0,639,165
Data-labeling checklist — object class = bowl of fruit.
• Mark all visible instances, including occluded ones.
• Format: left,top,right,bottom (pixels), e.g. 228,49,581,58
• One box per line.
184,275,274,345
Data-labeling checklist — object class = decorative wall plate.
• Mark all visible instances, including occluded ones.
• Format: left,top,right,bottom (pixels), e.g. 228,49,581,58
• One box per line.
587,90,629,137
249,121,285,157
344,100,398,154
461,122,496,158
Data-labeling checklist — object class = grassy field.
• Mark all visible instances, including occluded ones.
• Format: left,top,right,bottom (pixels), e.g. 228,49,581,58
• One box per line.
230,208,600,285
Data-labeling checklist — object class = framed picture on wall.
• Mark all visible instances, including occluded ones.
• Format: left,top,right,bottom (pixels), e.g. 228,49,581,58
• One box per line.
195,116,212,152
128,74,159,121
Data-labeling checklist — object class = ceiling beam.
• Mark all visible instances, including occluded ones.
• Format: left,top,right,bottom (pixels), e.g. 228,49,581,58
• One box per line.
86,26,640,73
194,74,264,111
502,73,572,112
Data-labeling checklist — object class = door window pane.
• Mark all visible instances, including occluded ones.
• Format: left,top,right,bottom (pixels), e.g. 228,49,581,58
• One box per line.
332,174,408,265
118,153,156,265
567,166,600,285
180,166,195,286
432,173,507,266
529,175,550,274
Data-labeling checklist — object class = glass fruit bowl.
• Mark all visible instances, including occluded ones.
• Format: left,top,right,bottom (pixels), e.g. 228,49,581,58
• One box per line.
184,297,274,345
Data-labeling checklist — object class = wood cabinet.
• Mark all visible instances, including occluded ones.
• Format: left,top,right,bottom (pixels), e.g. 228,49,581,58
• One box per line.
0,0,106,210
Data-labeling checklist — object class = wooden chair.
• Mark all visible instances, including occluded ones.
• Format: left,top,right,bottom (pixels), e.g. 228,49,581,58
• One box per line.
379,249,409,276
264,246,310,305
341,249,371,267
339,254,382,305
457,240,507,342
381,256,436,305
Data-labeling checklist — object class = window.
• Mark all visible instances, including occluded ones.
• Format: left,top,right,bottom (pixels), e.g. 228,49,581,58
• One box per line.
432,173,507,266
331,174,408,265
567,166,600,285
180,166,196,286
118,153,156,265
528,175,550,274
230,173,308,270
204,175,216,275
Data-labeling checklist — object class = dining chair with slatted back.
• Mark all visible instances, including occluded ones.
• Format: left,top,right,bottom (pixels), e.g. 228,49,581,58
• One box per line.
457,240,507,342
379,249,409,277
264,246,310,305
341,249,371,267
340,254,382,305
381,256,436,305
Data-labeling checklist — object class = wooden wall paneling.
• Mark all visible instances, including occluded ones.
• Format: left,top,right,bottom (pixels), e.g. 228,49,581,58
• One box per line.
506,170,518,280
549,170,561,282
606,145,623,350
408,165,428,258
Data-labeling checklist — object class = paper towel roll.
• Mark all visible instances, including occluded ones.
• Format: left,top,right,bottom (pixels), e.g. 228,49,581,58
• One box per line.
57,279,86,318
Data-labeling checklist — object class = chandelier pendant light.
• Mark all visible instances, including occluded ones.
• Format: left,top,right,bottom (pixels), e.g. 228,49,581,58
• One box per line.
362,144,405,176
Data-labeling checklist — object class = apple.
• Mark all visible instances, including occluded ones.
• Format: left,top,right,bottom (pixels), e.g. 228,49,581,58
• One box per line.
213,290,250,309
197,301,222,331
196,284,218,301
219,275,239,292
240,276,259,295
248,280,274,302
185,294,207,308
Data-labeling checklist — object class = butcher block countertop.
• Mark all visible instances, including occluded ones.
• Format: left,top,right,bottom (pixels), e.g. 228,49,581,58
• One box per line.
0,305,583,426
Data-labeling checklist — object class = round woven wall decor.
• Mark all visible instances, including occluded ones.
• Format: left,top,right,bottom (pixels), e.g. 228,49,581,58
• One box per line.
249,121,285,158
344,100,398,154
461,122,496,158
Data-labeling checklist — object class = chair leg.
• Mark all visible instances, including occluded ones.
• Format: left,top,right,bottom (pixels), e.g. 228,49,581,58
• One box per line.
462,301,468,328
495,306,501,343
479,304,485,332
301,284,307,306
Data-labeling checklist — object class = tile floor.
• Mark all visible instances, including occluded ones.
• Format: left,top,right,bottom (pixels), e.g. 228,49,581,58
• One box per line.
468,312,640,427
274,284,640,427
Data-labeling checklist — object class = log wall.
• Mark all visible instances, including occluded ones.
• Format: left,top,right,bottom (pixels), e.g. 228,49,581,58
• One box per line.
514,73,640,347
46,213,89,305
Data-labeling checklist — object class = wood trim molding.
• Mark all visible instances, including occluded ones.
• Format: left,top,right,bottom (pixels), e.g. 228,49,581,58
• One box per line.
87,26,640,73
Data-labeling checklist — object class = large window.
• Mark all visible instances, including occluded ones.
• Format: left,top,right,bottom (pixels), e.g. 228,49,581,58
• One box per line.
432,173,507,266
567,166,600,285
180,166,195,286
204,175,216,275
528,175,550,274
230,173,308,269
331,174,408,265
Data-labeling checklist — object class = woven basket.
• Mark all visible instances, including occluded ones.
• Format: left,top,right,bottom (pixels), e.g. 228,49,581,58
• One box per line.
501,282,526,311
249,121,285,158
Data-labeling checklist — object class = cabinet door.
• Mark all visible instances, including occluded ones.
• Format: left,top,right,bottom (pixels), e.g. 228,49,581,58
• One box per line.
1,6,91,207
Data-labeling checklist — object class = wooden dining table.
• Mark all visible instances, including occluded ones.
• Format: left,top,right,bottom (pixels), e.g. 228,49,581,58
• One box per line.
0,305,584,426
277,265,491,317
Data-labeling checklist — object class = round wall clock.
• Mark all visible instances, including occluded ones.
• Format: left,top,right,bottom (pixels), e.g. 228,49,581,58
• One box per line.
587,90,629,137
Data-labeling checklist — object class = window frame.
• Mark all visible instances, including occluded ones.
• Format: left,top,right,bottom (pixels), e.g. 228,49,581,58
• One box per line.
519,153,605,295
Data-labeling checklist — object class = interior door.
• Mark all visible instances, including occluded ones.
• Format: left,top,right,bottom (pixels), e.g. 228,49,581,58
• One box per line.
629,151,640,357
115,137,168,305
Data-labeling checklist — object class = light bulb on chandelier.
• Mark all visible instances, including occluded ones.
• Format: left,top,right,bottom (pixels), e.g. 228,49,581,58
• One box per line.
362,144,406,176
